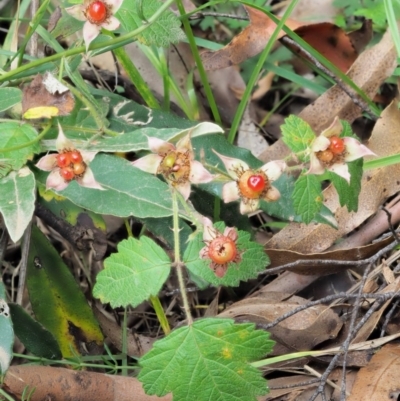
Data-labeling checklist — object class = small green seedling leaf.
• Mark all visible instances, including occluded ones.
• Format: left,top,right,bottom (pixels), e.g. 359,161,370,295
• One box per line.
139,318,275,401
281,115,315,160
0,167,36,243
184,222,269,287
93,236,171,308
292,173,323,224
0,281,14,374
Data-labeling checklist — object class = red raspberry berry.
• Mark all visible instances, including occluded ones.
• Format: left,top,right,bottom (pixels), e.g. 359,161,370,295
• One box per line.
328,136,345,155
70,150,83,164
247,174,265,192
86,1,107,23
56,153,71,168
60,167,74,181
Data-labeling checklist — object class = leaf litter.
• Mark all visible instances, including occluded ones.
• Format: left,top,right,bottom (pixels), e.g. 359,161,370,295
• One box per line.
3,0,400,400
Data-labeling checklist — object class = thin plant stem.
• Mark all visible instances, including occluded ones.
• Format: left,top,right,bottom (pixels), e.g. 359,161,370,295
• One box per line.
176,0,222,125
172,188,193,325
228,0,300,143
0,120,52,153
150,295,171,335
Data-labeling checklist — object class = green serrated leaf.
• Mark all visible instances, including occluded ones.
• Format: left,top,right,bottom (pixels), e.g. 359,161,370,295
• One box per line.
117,0,185,47
9,303,62,360
139,318,274,401
328,158,363,212
93,236,171,308
281,115,315,159
184,222,269,287
0,87,22,112
27,225,104,358
0,122,41,171
35,154,174,218
292,174,323,224
0,167,36,243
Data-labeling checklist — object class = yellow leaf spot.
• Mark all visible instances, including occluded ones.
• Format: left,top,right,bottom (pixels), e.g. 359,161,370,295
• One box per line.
221,347,232,359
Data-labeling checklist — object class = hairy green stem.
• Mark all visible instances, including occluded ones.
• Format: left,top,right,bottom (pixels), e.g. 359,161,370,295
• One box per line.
172,188,193,325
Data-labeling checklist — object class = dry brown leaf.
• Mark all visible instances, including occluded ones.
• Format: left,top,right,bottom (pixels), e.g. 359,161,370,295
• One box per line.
201,6,304,71
3,366,172,401
265,234,393,275
22,73,75,119
260,27,397,162
218,293,342,353
201,5,362,72
348,343,400,401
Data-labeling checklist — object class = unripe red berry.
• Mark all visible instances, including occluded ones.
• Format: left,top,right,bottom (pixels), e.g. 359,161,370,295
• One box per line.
60,167,74,181
86,1,107,23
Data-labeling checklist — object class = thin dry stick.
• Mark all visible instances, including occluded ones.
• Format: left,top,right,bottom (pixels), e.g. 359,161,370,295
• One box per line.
280,35,378,120
16,220,32,305
29,0,39,57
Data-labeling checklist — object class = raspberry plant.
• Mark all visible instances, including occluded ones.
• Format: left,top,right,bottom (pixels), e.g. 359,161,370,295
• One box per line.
0,0,391,400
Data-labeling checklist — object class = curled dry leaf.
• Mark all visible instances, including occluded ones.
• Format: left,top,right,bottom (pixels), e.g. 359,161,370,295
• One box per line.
218,292,342,354
201,5,360,72
22,73,75,119
265,234,394,275
4,366,172,401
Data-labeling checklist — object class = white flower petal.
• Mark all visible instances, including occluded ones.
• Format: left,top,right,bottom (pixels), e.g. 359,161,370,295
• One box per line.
65,4,86,21
311,136,330,152
131,154,162,174
101,15,120,31
190,161,214,184
80,150,98,163
201,217,214,241
147,136,175,154
321,117,343,138
36,154,57,171
109,0,124,12
176,182,191,200
264,186,281,202
240,199,259,215
56,123,74,151
46,170,69,191
83,21,101,51
222,181,240,203
329,163,350,182
261,160,286,181
223,226,238,241
78,168,105,190
176,134,192,153
343,137,376,162
213,150,249,180
307,153,326,175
